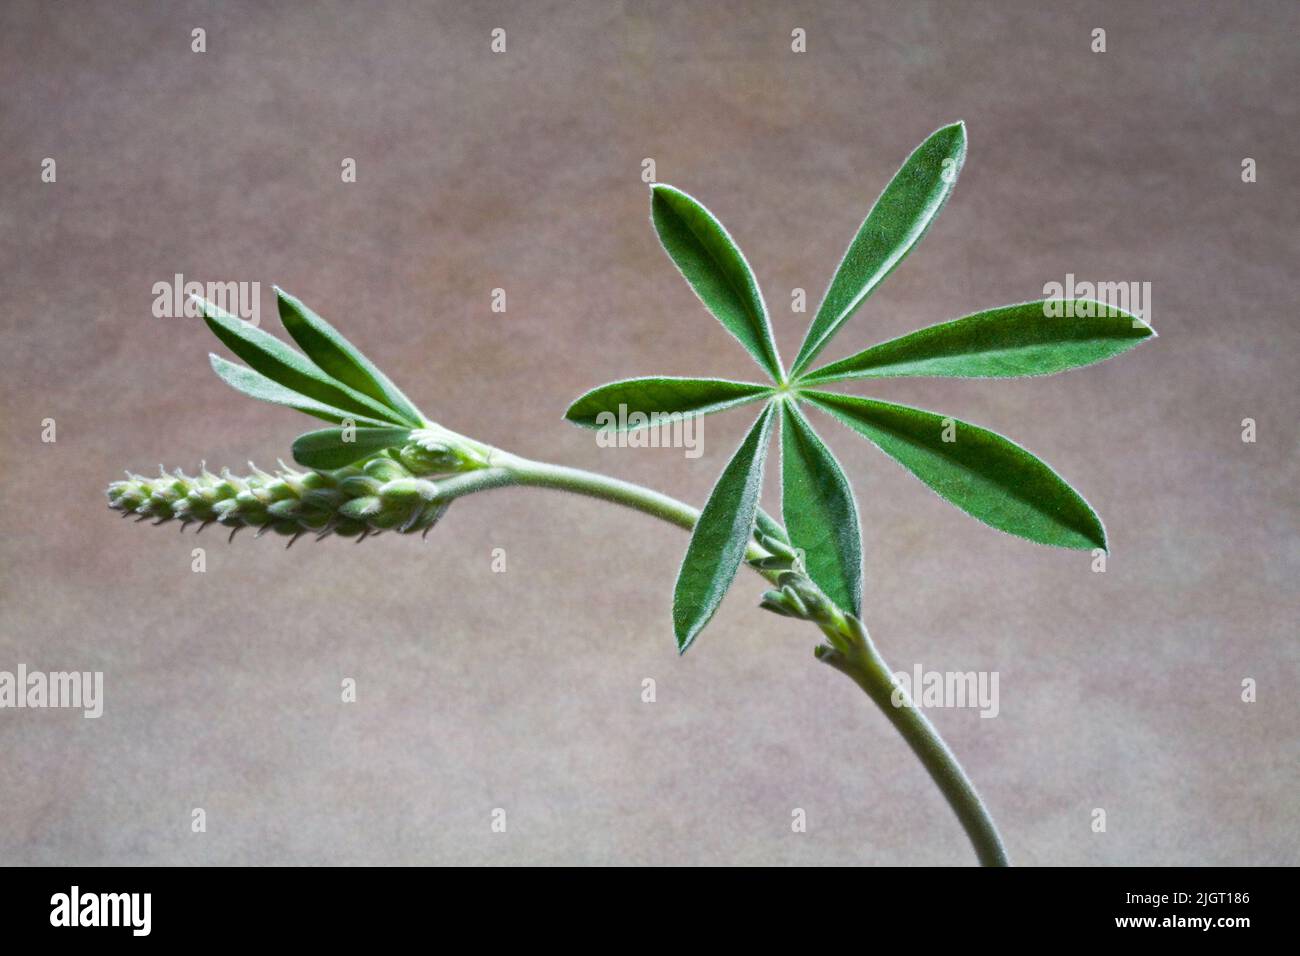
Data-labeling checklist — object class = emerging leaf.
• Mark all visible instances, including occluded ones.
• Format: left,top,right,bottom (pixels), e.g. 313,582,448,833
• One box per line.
292,426,414,470
651,184,784,382
754,508,791,547
208,355,395,428
673,403,777,652
804,390,1106,551
197,297,407,426
276,288,425,427
780,401,863,614
565,377,772,429
791,122,967,376
802,300,1156,382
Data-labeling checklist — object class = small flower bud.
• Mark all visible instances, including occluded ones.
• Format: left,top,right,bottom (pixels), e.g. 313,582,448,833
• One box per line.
398,442,462,475
340,475,382,498
339,496,382,520
363,456,411,483
378,478,438,504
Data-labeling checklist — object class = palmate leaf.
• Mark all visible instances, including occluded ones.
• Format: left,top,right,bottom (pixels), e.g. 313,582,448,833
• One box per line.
780,401,862,615
790,122,967,376
673,402,777,652
196,296,408,427
803,390,1106,551
276,288,425,427
292,426,414,470
802,301,1155,383
208,355,396,427
564,377,772,429
650,185,784,382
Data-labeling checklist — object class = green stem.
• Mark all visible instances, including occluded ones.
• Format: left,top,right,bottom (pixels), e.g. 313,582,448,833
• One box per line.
816,620,1010,867
440,450,1009,866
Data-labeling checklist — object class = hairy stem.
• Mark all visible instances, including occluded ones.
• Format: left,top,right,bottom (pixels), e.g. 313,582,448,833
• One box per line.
447,449,1008,866
816,621,1010,867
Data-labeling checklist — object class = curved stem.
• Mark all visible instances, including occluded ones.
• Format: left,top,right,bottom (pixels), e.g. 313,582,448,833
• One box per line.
493,454,702,533
443,450,1009,866
817,621,1010,866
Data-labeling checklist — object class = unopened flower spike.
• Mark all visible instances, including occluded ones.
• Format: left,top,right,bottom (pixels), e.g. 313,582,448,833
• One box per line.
107,459,452,542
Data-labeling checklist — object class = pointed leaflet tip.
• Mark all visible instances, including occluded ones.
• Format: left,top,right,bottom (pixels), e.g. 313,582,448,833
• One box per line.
274,288,425,427
649,185,784,383
779,401,863,615
207,353,396,428
203,299,407,426
790,122,967,376
672,403,778,652
563,377,772,430
800,300,1158,383
802,390,1107,552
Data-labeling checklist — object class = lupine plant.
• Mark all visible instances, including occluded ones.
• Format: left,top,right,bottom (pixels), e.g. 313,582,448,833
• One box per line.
108,123,1154,866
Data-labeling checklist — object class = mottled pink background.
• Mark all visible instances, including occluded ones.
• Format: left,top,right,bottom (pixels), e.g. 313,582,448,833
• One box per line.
1,0,1296,865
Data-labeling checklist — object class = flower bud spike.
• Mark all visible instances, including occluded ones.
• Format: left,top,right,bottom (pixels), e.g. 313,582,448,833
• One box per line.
109,461,455,542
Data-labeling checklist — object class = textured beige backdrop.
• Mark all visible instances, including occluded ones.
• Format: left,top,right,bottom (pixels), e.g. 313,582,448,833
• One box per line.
1,0,1297,866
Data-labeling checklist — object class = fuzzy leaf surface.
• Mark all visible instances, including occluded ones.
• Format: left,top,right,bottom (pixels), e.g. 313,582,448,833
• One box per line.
651,184,783,381
804,390,1105,551
292,426,414,470
673,403,777,652
208,355,394,428
276,288,424,426
791,122,967,375
198,297,406,425
780,401,863,614
565,377,772,429
803,300,1155,382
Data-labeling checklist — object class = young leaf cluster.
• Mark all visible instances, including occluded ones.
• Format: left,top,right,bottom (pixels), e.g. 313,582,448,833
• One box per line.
197,288,429,471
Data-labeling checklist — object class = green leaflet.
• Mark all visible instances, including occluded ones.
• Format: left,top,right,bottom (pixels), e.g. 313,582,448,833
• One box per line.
564,377,772,429
791,122,967,376
292,426,414,470
196,296,408,426
802,300,1156,382
804,390,1106,551
780,401,862,614
208,355,396,428
276,288,425,427
673,403,777,652
651,185,784,382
